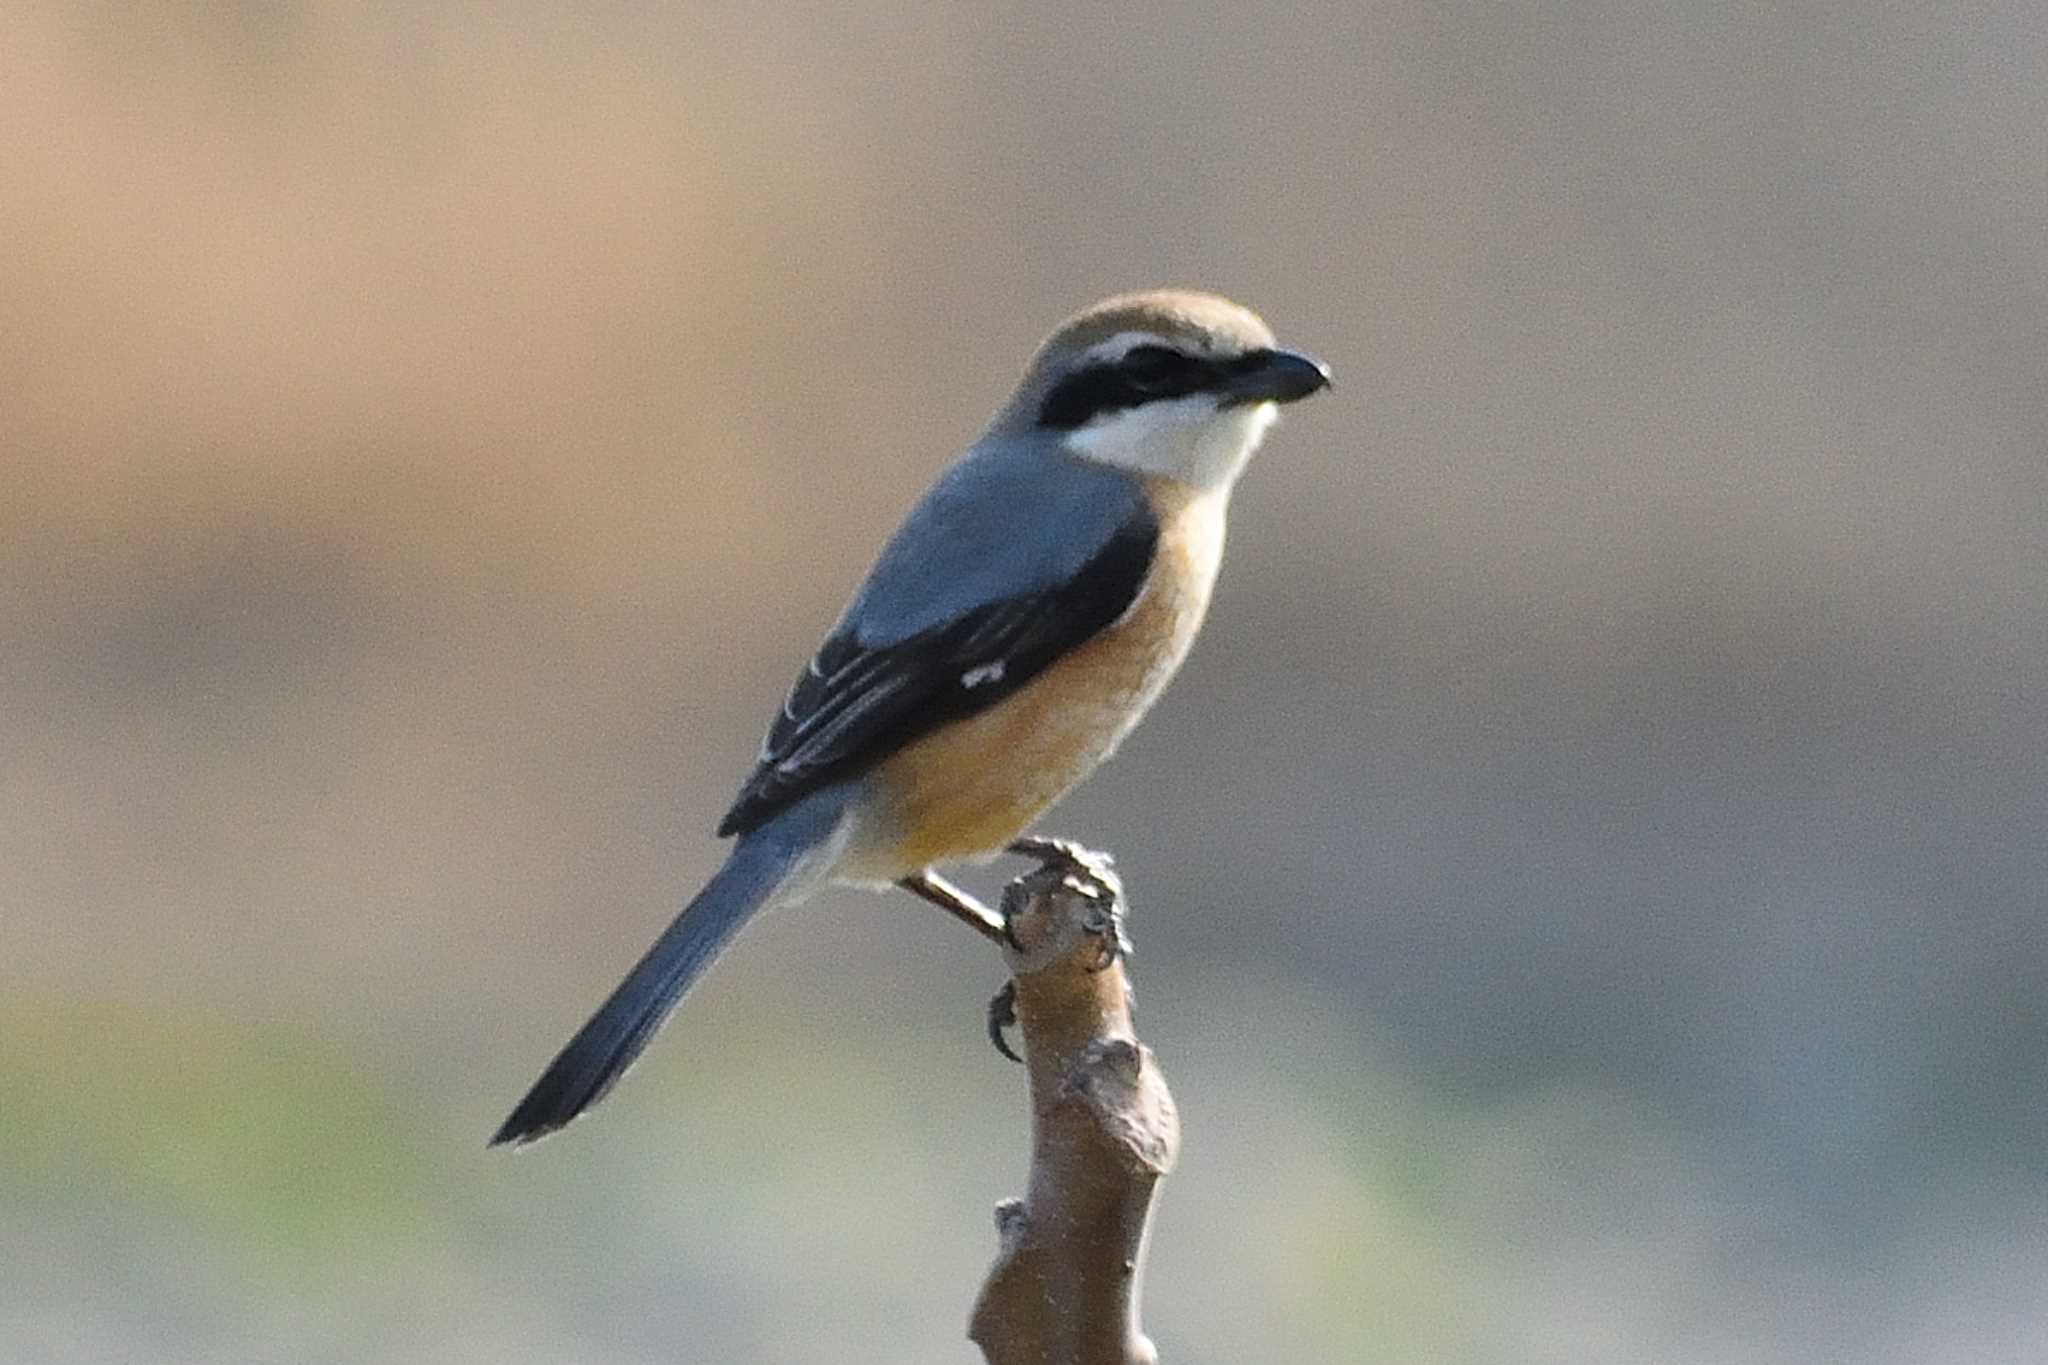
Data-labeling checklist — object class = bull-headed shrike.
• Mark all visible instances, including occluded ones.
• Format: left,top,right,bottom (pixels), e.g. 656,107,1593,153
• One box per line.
494,289,1328,1145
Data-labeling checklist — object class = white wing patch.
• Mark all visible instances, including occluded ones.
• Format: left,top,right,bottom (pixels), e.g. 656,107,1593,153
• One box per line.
960,660,1007,689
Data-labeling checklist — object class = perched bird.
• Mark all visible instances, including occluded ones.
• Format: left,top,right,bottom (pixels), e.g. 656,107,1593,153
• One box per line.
493,289,1328,1145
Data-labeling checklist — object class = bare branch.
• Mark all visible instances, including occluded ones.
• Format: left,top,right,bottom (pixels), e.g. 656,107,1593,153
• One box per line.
970,846,1180,1365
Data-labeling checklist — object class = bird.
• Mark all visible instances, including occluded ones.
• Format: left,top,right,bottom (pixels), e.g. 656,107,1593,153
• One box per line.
493,288,1328,1146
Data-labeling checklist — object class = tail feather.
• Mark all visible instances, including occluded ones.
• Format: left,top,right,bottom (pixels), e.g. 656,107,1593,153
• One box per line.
491,827,814,1146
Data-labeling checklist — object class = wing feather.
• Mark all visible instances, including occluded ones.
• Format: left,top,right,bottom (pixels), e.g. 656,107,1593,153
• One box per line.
717,504,1158,837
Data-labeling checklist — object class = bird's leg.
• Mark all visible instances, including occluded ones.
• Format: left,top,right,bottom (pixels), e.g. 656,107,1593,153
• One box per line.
901,870,1028,1062
1006,837,1132,969
898,869,1009,945
904,846,1131,1064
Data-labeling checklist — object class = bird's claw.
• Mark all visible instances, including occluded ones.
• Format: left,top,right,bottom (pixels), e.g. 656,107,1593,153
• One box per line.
986,980,1022,1063
1085,897,1134,972
1007,835,1114,878
983,838,1131,1061
999,900,1027,954
1005,835,1131,971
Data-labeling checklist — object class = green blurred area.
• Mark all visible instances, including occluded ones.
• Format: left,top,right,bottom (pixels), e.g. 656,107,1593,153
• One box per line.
6,0,2048,1359
0,983,1475,1361
4,1000,433,1266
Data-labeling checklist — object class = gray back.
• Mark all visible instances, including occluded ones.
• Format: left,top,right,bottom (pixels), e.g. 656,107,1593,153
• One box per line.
840,435,1146,646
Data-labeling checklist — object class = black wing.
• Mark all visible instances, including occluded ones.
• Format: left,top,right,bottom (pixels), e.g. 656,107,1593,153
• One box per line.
717,506,1158,838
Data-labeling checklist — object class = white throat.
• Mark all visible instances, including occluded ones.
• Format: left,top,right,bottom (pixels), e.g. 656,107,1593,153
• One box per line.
1061,399,1279,491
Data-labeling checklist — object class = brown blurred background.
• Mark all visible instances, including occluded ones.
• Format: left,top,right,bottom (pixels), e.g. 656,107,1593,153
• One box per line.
4,2,2046,1360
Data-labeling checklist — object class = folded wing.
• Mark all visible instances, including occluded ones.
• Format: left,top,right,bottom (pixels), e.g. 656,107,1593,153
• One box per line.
718,499,1157,837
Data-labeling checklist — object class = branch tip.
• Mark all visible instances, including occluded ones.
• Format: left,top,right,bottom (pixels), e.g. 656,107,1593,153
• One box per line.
969,841,1179,1365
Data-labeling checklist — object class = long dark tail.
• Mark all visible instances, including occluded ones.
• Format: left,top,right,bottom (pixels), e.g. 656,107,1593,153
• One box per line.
491,822,820,1147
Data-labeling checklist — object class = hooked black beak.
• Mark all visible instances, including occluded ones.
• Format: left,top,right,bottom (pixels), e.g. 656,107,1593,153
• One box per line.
1219,347,1332,407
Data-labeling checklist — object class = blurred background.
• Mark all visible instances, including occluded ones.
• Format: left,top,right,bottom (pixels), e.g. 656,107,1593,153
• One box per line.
4,1,2045,1360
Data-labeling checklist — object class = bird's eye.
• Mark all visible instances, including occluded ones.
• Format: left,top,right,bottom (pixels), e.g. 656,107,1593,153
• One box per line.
1119,344,1194,391
1038,342,1209,427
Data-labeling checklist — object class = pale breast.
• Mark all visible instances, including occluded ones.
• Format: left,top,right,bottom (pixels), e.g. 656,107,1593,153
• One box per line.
850,480,1227,877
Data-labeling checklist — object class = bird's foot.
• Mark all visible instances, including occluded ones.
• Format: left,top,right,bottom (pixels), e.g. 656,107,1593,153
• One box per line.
979,839,1131,1063
986,981,1022,1063
1005,836,1131,970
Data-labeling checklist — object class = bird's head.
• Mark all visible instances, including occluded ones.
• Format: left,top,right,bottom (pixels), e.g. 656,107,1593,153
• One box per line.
1000,288,1330,491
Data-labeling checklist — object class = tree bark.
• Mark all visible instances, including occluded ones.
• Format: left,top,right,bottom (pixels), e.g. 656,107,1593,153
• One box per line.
969,845,1180,1365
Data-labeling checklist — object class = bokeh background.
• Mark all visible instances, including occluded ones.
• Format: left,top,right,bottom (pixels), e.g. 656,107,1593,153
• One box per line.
5,2,2046,1360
